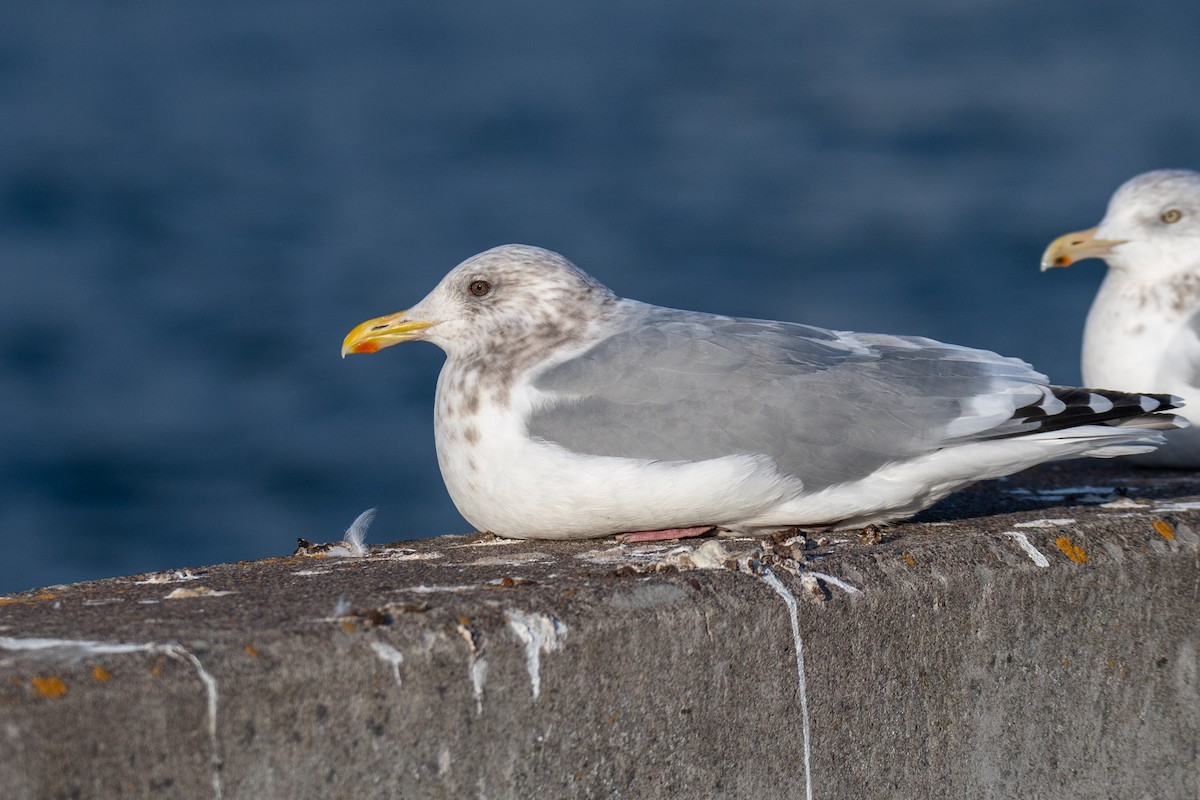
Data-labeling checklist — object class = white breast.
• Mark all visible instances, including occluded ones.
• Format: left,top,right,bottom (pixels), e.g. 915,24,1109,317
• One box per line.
1083,273,1198,401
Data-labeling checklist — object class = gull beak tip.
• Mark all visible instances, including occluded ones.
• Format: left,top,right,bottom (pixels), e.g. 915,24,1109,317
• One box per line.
1040,227,1126,273
341,311,432,359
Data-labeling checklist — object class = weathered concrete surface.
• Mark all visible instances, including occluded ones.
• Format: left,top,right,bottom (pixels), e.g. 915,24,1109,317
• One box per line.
1,461,1198,799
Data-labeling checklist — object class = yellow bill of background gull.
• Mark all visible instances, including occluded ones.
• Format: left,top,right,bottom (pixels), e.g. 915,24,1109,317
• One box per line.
345,244,1184,541
1042,169,1200,468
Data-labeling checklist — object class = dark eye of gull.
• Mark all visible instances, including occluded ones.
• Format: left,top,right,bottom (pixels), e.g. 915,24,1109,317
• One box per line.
469,280,492,297
1161,208,1183,224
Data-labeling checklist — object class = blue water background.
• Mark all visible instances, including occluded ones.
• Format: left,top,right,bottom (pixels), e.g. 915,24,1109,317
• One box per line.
3,1,1199,592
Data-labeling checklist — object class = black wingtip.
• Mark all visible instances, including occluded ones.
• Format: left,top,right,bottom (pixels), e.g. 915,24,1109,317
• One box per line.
1003,387,1185,438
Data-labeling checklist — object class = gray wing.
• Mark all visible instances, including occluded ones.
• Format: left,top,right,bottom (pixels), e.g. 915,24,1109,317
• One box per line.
527,304,1048,491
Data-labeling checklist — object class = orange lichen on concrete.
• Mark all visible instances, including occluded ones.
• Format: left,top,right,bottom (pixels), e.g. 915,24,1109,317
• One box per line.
0,592,58,606
902,553,916,566
1055,537,1089,564
1153,520,1175,540
244,644,259,657
91,666,111,683
32,676,67,698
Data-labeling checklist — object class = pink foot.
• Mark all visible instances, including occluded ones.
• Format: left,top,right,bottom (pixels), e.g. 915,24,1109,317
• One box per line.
616,525,717,543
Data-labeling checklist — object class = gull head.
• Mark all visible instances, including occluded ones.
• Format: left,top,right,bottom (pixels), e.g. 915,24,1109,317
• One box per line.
1041,169,1200,276
342,244,617,359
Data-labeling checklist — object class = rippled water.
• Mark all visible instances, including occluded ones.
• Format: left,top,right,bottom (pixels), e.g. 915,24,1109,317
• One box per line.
2,0,1198,591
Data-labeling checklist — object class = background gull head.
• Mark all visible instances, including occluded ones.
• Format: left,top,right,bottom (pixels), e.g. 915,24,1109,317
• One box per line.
1041,169,1200,467
1042,170,1200,277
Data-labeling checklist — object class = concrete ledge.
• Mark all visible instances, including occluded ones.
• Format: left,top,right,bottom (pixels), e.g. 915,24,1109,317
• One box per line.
2,462,1198,799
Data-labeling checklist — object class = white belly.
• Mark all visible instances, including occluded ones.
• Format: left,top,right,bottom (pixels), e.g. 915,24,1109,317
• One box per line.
1082,276,1200,467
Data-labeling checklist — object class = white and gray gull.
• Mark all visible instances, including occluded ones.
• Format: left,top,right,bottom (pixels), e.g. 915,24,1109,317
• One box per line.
344,244,1184,541
1042,169,1200,467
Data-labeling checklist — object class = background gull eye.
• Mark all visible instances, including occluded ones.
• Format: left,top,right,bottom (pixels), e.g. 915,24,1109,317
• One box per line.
1161,208,1183,224
469,279,492,297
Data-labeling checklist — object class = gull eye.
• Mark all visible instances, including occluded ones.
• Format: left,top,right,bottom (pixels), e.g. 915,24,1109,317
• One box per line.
1162,208,1183,224
468,280,492,297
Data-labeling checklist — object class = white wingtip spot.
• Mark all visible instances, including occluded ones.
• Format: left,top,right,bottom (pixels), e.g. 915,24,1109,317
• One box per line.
1087,393,1114,414
1139,395,1161,412
1039,387,1066,416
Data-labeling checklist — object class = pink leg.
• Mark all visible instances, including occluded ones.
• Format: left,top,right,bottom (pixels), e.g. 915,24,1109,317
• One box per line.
616,525,717,543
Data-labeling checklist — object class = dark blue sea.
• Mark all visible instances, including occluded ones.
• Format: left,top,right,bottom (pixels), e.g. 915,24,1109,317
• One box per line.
3,0,1199,592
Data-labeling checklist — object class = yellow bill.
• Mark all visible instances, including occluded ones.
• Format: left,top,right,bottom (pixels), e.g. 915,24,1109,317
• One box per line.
342,311,435,357
1040,227,1128,271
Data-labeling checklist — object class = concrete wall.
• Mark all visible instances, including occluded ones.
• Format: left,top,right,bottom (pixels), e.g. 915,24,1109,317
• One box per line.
1,462,1198,799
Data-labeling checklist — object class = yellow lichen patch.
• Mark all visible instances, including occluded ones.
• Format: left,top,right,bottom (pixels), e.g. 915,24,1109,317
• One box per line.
91,666,111,683
1055,536,1089,564
244,644,259,658
0,592,58,606
150,657,166,677
340,621,357,633
902,553,916,566
32,676,67,698
1153,520,1175,540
